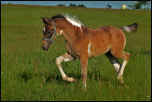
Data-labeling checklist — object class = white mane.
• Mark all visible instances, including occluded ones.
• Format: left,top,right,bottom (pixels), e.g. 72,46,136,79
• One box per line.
63,14,85,29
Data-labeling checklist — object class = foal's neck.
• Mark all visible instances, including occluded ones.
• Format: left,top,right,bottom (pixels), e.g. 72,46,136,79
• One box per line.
58,21,83,46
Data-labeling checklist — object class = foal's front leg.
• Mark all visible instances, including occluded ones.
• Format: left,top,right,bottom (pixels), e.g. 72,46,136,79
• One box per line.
55,52,76,82
80,54,88,89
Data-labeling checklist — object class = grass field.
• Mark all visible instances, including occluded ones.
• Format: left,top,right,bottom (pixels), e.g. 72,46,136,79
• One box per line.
1,4,151,101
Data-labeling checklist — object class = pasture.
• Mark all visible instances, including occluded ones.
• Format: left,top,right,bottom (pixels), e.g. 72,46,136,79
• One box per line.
1,4,151,101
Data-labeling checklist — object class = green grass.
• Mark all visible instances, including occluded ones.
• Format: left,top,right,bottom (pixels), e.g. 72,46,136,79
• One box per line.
1,4,151,101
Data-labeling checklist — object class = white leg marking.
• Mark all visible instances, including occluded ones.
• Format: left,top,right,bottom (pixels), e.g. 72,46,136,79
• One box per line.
118,60,127,76
111,58,121,73
83,83,86,90
87,42,91,55
113,63,120,72
56,56,66,78
55,55,75,82
117,60,128,83
84,83,86,88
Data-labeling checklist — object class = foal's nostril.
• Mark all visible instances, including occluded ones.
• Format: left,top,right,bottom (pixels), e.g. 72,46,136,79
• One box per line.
42,46,45,50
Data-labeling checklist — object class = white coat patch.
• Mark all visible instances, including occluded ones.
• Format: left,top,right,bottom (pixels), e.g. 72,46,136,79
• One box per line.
59,30,63,35
87,42,91,54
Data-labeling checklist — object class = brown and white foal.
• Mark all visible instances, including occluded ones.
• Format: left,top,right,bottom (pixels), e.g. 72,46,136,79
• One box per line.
41,14,138,88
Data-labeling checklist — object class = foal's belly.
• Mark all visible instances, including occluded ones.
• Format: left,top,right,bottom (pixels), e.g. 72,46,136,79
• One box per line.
87,30,111,58
88,42,111,58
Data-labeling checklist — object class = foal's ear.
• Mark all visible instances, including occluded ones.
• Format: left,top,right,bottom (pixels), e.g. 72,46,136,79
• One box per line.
41,17,47,24
41,17,51,24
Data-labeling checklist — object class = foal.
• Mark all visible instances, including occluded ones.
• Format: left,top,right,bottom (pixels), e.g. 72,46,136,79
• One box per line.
41,14,138,88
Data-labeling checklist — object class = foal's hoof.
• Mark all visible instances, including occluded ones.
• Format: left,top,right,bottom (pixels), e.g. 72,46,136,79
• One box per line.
70,77,76,82
65,76,76,82
118,80,124,84
117,76,124,84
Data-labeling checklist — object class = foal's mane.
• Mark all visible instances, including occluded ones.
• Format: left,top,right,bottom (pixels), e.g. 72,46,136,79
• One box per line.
51,14,66,20
51,14,85,27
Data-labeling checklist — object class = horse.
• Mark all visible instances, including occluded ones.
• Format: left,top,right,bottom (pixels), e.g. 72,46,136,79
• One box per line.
41,14,138,89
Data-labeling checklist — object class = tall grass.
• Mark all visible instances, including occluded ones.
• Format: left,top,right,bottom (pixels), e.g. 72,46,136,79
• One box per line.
1,4,151,101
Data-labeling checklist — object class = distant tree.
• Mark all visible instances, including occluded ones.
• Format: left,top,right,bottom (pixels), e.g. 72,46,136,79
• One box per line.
139,1,151,10
128,1,142,9
69,3,76,7
57,4,66,7
128,1,151,10
68,3,86,8
77,4,86,8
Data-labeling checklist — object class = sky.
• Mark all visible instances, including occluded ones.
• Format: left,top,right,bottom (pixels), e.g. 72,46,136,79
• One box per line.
1,1,151,9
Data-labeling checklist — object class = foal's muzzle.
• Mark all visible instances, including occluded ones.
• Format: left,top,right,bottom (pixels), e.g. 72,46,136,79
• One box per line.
42,42,51,51
42,46,49,51
42,46,47,51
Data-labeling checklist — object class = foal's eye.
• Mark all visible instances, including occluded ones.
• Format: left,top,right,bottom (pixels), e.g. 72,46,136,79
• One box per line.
48,31,51,34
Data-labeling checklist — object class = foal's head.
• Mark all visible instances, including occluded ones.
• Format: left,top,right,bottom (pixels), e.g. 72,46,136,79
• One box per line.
41,17,54,51
41,15,65,50
41,15,65,51
41,14,84,51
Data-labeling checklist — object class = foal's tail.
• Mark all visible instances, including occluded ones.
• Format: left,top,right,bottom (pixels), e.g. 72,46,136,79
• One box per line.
120,23,138,33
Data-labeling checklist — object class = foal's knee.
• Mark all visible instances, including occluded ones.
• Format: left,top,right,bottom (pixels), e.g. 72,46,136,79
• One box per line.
55,56,63,66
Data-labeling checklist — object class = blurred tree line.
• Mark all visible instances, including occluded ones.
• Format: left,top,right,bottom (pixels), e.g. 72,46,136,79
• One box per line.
57,3,86,8
128,1,151,10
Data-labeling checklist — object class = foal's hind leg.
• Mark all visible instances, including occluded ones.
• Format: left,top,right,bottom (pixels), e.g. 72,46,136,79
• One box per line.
117,52,130,84
111,50,130,84
55,52,76,82
105,51,121,73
